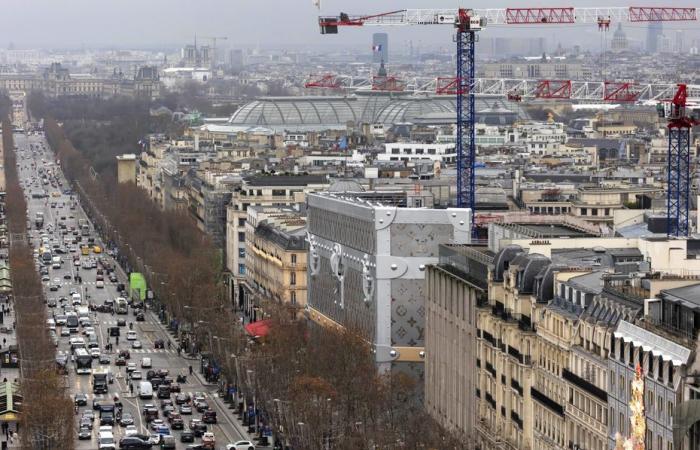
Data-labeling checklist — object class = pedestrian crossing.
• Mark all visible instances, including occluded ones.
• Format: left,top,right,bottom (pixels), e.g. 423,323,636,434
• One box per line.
126,348,175,354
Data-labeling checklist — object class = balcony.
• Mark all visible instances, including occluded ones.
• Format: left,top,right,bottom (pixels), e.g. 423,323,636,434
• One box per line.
486,362,496,378
511,378,523,396
485,393,496,409
531,387,564,417
511,411,523,430
562,368,607,402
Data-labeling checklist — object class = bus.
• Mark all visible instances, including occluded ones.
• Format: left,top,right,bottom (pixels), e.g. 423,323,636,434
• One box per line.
78,219,90,237
115,297,128,315
74,348,92,375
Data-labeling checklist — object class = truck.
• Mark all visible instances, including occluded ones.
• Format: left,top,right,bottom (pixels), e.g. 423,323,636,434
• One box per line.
115,297,128,315
93,369,109,394
34,212,44,229
78,219,90,236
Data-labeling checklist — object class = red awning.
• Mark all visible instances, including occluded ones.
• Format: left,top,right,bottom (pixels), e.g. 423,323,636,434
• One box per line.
244,320,272,338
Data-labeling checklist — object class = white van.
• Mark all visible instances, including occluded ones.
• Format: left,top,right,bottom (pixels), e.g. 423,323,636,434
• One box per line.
98,431,115,450
138,381,153,399
141,357,152,368
72,293,82,305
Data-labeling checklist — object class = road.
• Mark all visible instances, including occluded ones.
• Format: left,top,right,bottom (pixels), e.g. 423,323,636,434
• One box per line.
14,129,252,449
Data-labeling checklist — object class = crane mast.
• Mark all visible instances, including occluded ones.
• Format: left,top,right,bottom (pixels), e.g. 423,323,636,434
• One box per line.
318,6,698,235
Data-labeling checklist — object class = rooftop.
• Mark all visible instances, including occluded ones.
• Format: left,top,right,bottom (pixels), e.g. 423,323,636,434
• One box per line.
243,175,329,187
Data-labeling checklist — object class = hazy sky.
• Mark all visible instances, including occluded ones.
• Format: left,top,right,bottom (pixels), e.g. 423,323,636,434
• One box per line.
1,0,698,50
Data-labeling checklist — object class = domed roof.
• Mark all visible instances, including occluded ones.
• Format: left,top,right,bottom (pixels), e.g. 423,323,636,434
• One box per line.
228,96,364,128
493,245,524,282
374,97,455,124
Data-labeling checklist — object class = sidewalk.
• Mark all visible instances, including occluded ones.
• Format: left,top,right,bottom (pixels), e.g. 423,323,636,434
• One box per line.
145,309,269,446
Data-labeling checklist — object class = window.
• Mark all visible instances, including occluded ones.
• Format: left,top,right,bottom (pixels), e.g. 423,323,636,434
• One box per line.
592,208,598,216
290,291,297,304
238,264,245,275
271,189,286,197
238,248,245,258
238,232,245,242
290,272,296,285
391,148,400,154
581,208,588,216
238,218,246,227
291,254,297,264
427,148,436,155
415,148,424,155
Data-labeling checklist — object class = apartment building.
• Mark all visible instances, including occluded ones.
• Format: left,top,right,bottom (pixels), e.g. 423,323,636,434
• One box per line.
244,206,307,317
425,244,490,440
226,175,329,308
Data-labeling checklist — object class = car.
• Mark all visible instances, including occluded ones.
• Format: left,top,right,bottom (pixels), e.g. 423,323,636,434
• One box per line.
167,412,184,429
50,284,59,291
131,340,142,349
119,349,131,360
162,405,175,418
92,398,103,410
179,403,192,415
117,318,126,327
127,331,137,341
227,441,256,450
79,417,93,430
124,425,138,437
159,435,176,449
60,328,70,337
202,410,217,424
96,280,105,289
149,419,164,431
41,274,50,282
115,356,127,366
78,425,92,440
99,354,111,365
119,413,135,427
63,272,72,279
83,326,95,336
141,357,152,368
53,277,61,285
130,370,143,380
109,273,118,282
201,432,215,447
194,400,209,413
155,424,170,436
153,339,164,349
126,363,136,373
168,383,181,393
82,410,96,422
74,393,88,406
90,347,101,358
188,419,207,437
118,436,151,449
179,430,195,443
47,298,57,307
136,312,145,321
175,393,191,405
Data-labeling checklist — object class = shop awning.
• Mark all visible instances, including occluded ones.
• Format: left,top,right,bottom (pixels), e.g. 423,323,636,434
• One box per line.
0,381,21,421
244,320,272,338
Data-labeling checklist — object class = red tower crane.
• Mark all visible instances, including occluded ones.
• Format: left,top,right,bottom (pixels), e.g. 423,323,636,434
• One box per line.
317,6,697,231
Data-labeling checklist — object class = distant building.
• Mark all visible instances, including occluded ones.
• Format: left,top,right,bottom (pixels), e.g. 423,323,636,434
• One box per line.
0,63,160,100
229,49,245,71
372,33,389,64
378,142,456,164
611,24,628,52
116,154,137,184
647,22,663,53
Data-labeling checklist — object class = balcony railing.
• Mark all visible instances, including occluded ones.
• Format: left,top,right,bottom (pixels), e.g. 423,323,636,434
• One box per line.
562,368,607,402
511,411,523,430
486,362,496,377
511,378,523,396
531,387,565,417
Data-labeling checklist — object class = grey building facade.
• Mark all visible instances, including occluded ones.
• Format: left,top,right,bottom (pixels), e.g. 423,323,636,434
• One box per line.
306,191,471,373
